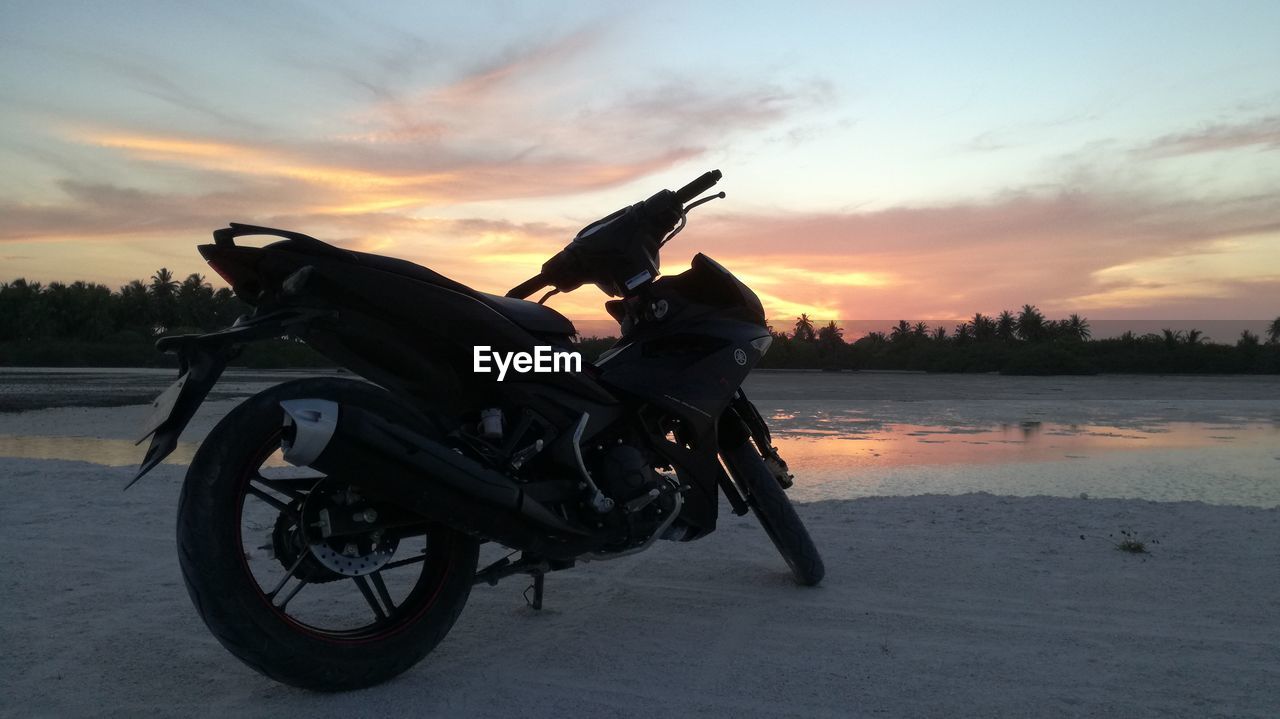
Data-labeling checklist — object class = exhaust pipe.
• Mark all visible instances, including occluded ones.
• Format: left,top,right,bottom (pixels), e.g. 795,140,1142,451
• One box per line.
282,400,592,559
281,399,338,466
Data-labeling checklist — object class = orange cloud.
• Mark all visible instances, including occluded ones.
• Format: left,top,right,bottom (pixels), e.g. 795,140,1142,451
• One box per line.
75,127,702,213
7,173,1279,322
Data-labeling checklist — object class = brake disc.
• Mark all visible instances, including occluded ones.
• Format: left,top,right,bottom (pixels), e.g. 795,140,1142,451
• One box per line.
299,480,399,577
307,539,398,577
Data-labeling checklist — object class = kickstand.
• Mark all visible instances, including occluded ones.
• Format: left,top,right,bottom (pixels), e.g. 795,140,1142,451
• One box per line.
523,572,545,610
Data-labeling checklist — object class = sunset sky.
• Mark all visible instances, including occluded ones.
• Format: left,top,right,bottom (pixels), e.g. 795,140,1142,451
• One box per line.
2,1,1278,324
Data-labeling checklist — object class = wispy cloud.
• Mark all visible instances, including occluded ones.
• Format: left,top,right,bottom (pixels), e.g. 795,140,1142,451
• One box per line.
5,15,1277,321
8,148,1279,320
683,185,1280,319
32,24,820,222
69,49,267,131
74,129,700,211
1134,114,1280,158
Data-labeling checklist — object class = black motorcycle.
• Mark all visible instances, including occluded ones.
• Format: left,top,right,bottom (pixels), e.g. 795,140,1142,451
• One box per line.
132,169,824,691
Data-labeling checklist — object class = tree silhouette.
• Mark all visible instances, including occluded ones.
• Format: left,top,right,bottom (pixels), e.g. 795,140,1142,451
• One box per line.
114,279,153,335
213,287,244,326
177,273,215,329
1066,314,1091,341
793,314,816,342
5,273,1278,375
1,269,250,345
149,268,177,296
43,281,113,340
0,279,47,340
816,320,844,346
995,310,1016,341
149,268,179,332
1015,304,1046,342
815,321,845,367
969,313,995,342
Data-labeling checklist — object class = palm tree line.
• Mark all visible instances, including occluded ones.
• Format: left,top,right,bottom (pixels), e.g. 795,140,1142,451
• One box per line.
783,305,1280,348
768,306,1280,374
4,273,1279,373
1,270,248,342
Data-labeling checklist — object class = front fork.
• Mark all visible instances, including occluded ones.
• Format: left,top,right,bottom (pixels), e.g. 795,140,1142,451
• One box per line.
731,389,794,488
717,389,794,514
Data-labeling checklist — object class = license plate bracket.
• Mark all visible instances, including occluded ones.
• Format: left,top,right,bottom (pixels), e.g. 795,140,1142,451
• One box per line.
138,372,190,442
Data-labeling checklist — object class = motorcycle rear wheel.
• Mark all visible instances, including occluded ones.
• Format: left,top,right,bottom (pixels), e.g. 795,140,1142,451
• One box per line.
176,377,479,691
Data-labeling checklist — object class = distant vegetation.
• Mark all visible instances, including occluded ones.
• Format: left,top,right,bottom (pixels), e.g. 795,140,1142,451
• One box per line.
743,310,1280,374
3,273,1278,374
0,272,328,367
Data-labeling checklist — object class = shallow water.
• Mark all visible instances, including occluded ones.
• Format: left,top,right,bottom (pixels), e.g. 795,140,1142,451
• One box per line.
0,367,340,412
3,417,1275,505
767,414,1278,466
767,418,1280,506
1,368,1277,506
0,435,291,469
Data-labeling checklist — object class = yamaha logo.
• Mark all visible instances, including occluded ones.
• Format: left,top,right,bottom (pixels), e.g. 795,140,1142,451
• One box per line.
734,348,748,365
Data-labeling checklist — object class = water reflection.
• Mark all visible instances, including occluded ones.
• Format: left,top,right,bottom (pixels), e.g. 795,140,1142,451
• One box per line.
1,418,1276,505
768,415,1277,469
0,435,288,468
766,416,1280,506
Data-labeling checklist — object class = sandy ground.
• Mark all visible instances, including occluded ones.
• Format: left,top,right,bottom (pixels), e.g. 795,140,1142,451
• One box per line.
2,372,1279,717
2,461,1278,718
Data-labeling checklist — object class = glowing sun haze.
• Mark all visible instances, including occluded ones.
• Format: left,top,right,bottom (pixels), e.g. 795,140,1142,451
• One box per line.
2,1,1278,323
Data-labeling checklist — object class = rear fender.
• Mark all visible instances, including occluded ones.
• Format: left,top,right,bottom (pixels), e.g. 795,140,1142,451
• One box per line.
127,307,332,487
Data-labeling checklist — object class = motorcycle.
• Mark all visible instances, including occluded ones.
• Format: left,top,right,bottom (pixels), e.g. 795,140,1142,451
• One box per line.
131,169,824,691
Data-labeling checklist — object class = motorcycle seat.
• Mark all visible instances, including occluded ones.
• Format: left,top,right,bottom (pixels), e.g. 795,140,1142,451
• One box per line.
348,250,575,336
251,227,577,336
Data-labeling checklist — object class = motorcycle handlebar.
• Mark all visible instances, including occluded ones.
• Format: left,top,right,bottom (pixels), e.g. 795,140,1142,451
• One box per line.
673,169,722,204
507,170,724,299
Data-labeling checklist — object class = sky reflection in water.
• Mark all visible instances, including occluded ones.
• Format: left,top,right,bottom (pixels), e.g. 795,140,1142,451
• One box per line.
765,411,1279,506
1,416,1276,505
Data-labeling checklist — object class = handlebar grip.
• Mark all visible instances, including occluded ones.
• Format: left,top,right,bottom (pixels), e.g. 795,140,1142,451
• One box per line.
506,273,548,299
673,169,722,204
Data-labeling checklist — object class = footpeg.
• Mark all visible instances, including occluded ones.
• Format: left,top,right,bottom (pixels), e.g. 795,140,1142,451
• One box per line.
624,488,661,513
509,439,544,469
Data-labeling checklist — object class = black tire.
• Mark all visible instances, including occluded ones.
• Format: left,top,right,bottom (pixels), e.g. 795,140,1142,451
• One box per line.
177,377,480,691
722,441,825,586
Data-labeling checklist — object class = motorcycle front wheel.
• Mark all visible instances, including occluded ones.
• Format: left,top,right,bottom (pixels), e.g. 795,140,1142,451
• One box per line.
176,377,479,691
721,441,825,586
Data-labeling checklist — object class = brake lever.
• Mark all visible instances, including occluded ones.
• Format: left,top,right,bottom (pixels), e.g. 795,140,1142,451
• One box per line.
660,192,726,247
684,191,726,214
